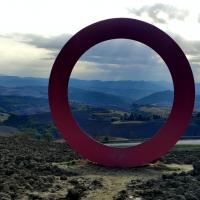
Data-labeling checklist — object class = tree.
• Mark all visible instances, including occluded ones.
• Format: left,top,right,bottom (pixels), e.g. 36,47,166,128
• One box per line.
43,132,53,142
129,112,135,121
102,136,109,143
123,113,129,121
152,114,161,120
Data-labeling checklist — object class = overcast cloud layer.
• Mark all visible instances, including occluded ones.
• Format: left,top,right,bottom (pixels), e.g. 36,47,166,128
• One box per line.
128,3,189,24
0,1,200,82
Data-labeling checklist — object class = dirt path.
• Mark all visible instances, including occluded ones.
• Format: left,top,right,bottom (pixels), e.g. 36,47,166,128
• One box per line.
55,160,192,200
86,175,130,200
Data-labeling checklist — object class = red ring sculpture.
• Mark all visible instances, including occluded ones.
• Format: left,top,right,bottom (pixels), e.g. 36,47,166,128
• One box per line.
48,18,195,167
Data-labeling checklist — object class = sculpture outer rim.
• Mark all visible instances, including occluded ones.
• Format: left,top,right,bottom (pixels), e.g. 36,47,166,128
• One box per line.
48,18,195,167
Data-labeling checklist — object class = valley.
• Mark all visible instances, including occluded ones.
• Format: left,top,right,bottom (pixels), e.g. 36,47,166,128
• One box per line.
0,75,200,143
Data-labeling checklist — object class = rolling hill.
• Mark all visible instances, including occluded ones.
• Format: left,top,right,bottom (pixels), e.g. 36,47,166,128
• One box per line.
69,87,130,109
0,96,49,114
0,87,130,114
0,85,47,98
0,75,48,87
134,90,173,107
134,90,200,109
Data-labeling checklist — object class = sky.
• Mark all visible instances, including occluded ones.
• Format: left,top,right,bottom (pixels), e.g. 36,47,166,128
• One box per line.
0,0,200,82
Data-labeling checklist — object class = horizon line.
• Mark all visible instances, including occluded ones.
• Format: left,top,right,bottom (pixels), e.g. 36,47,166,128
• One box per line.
0,73,175,83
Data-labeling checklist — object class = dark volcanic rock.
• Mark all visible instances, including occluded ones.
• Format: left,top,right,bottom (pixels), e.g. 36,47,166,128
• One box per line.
0,192,11,200
0,136,104,199
192,161,200,175
113,190,128,200
120,162,200,200
160,150,200,165
65,188,83,200
66,177,103,199
0,136,80,199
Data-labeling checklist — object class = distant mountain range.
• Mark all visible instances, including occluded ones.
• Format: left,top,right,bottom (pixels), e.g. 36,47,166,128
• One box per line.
0,75,174,100
0,75,199,111
69,79,173,100
0,75,47,87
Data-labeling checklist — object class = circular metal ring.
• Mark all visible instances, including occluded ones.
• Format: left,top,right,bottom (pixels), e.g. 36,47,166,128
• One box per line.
48,18,195,167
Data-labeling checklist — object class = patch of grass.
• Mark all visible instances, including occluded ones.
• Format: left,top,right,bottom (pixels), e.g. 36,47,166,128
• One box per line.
0,112,9,122
112,120,145,125
150,162,184,171
138,106,170,118
173,144,200,151
55,160,78,168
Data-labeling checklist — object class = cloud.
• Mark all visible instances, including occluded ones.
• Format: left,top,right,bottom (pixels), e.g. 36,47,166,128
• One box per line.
65,35,200,81
5,32,200,68
128,3,189,24
81,39,158,66
71,60,171,81
0,37,53,78
1,32,200,82
169,34,200,82
71,39,172,81
4,33,163,67
1,33,71,50
171,34,200,60
0,33,72,61
22,34,71,50
71,61,108,80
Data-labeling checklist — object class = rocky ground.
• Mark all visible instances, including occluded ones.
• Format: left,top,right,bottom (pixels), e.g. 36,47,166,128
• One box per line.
113,161,200,200
0,136,200,200
114,146,200,200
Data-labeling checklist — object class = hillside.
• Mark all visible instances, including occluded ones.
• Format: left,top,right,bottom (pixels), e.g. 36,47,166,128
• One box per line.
0,85,47,98
69,87,130,109
69,79,173,100
0,85,130,109
135,90,200,109
0,95,49,114
0,75,48,87
0,75,200,141
134,90,173,107
1,98,200,140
